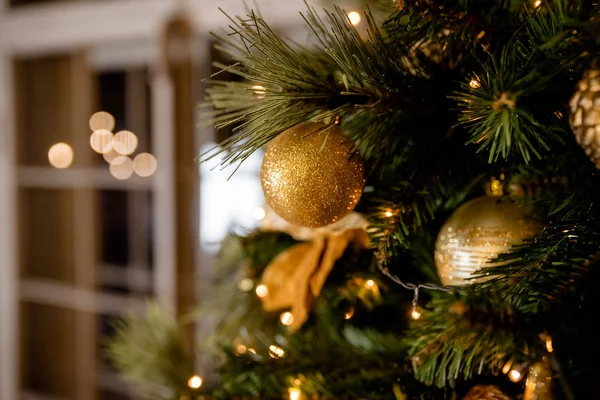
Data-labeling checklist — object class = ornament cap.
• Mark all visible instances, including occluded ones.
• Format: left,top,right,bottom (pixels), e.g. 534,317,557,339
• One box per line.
484,176,505,197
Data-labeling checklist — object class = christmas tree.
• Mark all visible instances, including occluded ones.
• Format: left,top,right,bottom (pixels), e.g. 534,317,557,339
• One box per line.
107,1,600,399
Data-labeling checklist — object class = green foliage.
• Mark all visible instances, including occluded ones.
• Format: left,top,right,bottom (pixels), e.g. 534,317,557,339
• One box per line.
406,293,538,388
453,46,566,163
108,0,600,399
105,303,195,399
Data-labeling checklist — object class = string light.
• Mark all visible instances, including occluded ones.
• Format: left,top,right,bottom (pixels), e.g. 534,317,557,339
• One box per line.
132,152,158,177
366,279,375,288
109,156,134,180
103,149,119,164
384,210,393,217
411,287,421,319
347,11,361,26
187,375,203,389
293,378,301,386
236,344,247,355
48,143,74,169
288,387,301,400
269,345,285,358
469,79,481,89
344,307,355,320
533,0,542,8
252,85,266,98
280,312,294,326
247,348,257,354
411,305,421,320
256,284,268,298
508,369,522,382
89,129,114,154
113,130,138,155
237,278,254,292
545,336,554,353
253,207,266,220
502,360,512,375
89,111,115,132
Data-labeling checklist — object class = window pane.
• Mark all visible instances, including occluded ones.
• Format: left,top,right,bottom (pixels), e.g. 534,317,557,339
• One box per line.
19,188,76,282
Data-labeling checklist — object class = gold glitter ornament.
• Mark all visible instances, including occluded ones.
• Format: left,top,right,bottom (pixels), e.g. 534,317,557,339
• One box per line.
569,69,600,168
260,123,365,228
524,358,553,400
434,195,541,286
463,385,510,400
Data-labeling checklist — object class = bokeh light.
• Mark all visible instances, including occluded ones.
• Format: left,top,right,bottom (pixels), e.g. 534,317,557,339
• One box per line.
90,129,114,154
132,152,158,177
109,156,134,180
48,143,74,169
113,130,138,155
348,11,361,26
89,111,115,132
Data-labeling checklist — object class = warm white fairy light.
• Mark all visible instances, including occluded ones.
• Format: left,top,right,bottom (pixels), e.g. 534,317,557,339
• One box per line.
502,360,512,375
288,387,301,400
48,143,74,169
252,85,266,98
113,130,138,155
109,156,134,180
89,129,114,154
366,279,375,288
411,305,422,320
187,375,203,389
132,152,158,177
103,149,119,164
280,312,294,326
238,278,254,292
384,210,393,217
236,344,247,355
269,345,285,358
509,369,522,382
546,336,554,353
256,284,268,298
89,111,115,132
469,79,481,89
411,287,422,319
348,11,361,26
533,0,542,8
253,207,266,220
344,307,355,320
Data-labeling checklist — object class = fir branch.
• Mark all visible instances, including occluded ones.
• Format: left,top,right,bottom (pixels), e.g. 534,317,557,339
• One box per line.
214,308,430,400
479,215,600,312
526,0,581,55
453,46,566,163
105,303,195,399
476,140,600,311
201,4,446,169
406,293,536,388
367,144,484,267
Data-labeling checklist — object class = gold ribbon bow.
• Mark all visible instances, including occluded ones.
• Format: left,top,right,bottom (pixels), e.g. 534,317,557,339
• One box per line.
258,209,369,331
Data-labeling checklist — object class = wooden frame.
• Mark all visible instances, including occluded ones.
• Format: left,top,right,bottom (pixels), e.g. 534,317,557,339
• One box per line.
0,0,306,398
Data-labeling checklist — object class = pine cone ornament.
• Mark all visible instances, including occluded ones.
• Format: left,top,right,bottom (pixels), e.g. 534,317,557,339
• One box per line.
463,385,511,400
569,69,600,168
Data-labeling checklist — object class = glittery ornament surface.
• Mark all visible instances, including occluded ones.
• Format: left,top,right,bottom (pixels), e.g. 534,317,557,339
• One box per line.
570,69,600,168
463,385,511,400
524,359,553,400
434,196,541,286
260,123,365,228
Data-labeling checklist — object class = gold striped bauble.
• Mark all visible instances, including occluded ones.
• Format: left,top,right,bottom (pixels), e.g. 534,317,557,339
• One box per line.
570,69,600,168
434,196,541,286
